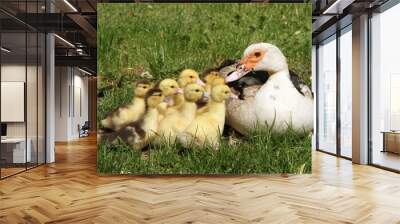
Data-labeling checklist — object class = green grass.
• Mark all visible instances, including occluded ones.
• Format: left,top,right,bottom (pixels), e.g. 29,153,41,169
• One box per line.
97,3,312,174
98,128,311,174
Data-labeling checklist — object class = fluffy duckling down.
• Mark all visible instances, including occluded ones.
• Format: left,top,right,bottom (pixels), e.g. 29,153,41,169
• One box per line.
131,88,166,150
98,88,165,150
157,83,205,144
203,71,224,93
156,78,182,119
197,72,225,114
166,69,206,114
178,69,205,87
101,80,152,131
178,84,233,148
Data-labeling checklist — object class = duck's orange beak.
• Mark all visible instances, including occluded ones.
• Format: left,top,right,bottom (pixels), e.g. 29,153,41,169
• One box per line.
225,51,264,83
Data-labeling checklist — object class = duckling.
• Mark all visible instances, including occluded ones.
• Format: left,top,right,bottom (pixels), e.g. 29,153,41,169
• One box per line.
165,69,206,114
98,122,141,146
178,84,233,148
156,78,182,118
178,69,205,87
203,71,224,93
197,72,226,114
101,80,152,131
99,88,165,150
157,83,205,144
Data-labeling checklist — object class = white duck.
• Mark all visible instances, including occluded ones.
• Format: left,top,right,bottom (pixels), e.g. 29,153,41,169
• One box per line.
225,43,313,134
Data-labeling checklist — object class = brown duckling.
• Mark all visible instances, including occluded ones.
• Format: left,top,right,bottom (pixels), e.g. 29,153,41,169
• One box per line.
98,88,165,150
101,80,152,131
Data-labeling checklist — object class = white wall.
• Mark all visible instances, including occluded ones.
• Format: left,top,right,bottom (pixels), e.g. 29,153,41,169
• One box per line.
54,67,89,141
1,63,46,164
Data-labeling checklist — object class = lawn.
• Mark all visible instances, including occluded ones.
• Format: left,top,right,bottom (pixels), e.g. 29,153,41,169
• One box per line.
97,3,312,174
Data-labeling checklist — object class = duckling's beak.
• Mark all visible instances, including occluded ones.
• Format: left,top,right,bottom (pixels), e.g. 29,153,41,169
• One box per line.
163,97,174,106
196,78,206,86
163,96,172,103
203,92,210,98
176,88,184,94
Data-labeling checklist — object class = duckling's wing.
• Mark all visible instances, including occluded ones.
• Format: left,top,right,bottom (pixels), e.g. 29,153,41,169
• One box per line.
289,70,313,99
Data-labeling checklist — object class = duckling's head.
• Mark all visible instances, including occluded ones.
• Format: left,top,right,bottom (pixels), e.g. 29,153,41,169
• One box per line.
184,83,205,102
179,69,205,87
134,80,152,97
159,78,182,97
203,71,222,85
225,43,288,83
145,88,164,108
211,76,225,86
211,84,232,102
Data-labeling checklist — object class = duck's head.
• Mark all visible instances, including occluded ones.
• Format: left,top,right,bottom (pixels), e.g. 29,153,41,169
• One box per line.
225,43,288,83
145,88,164,108
184,83,205,102
211,84,234,102
159,78,182,97
135,80,153,97
179,69,206,87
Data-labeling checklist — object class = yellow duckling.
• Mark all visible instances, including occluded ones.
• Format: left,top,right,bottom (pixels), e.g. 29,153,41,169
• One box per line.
131,88,166,150
203,71,224,93
156,78,182,119
178,84,234,148
178,69,205,87
101,80,152,131
157,83,205,144
197,72,226,114
166,69,206,114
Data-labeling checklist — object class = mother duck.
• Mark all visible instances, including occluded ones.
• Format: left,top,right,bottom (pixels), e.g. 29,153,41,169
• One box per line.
224,42,313,134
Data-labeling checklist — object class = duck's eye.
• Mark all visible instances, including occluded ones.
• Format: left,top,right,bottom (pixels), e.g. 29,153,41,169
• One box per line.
255,52,261,57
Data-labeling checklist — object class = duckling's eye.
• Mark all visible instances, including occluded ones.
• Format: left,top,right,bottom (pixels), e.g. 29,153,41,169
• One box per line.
170,85,175,88
195,89,200,92
224,91,229,94
143,86,147,89
254,52,261,57
189,76,193,78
